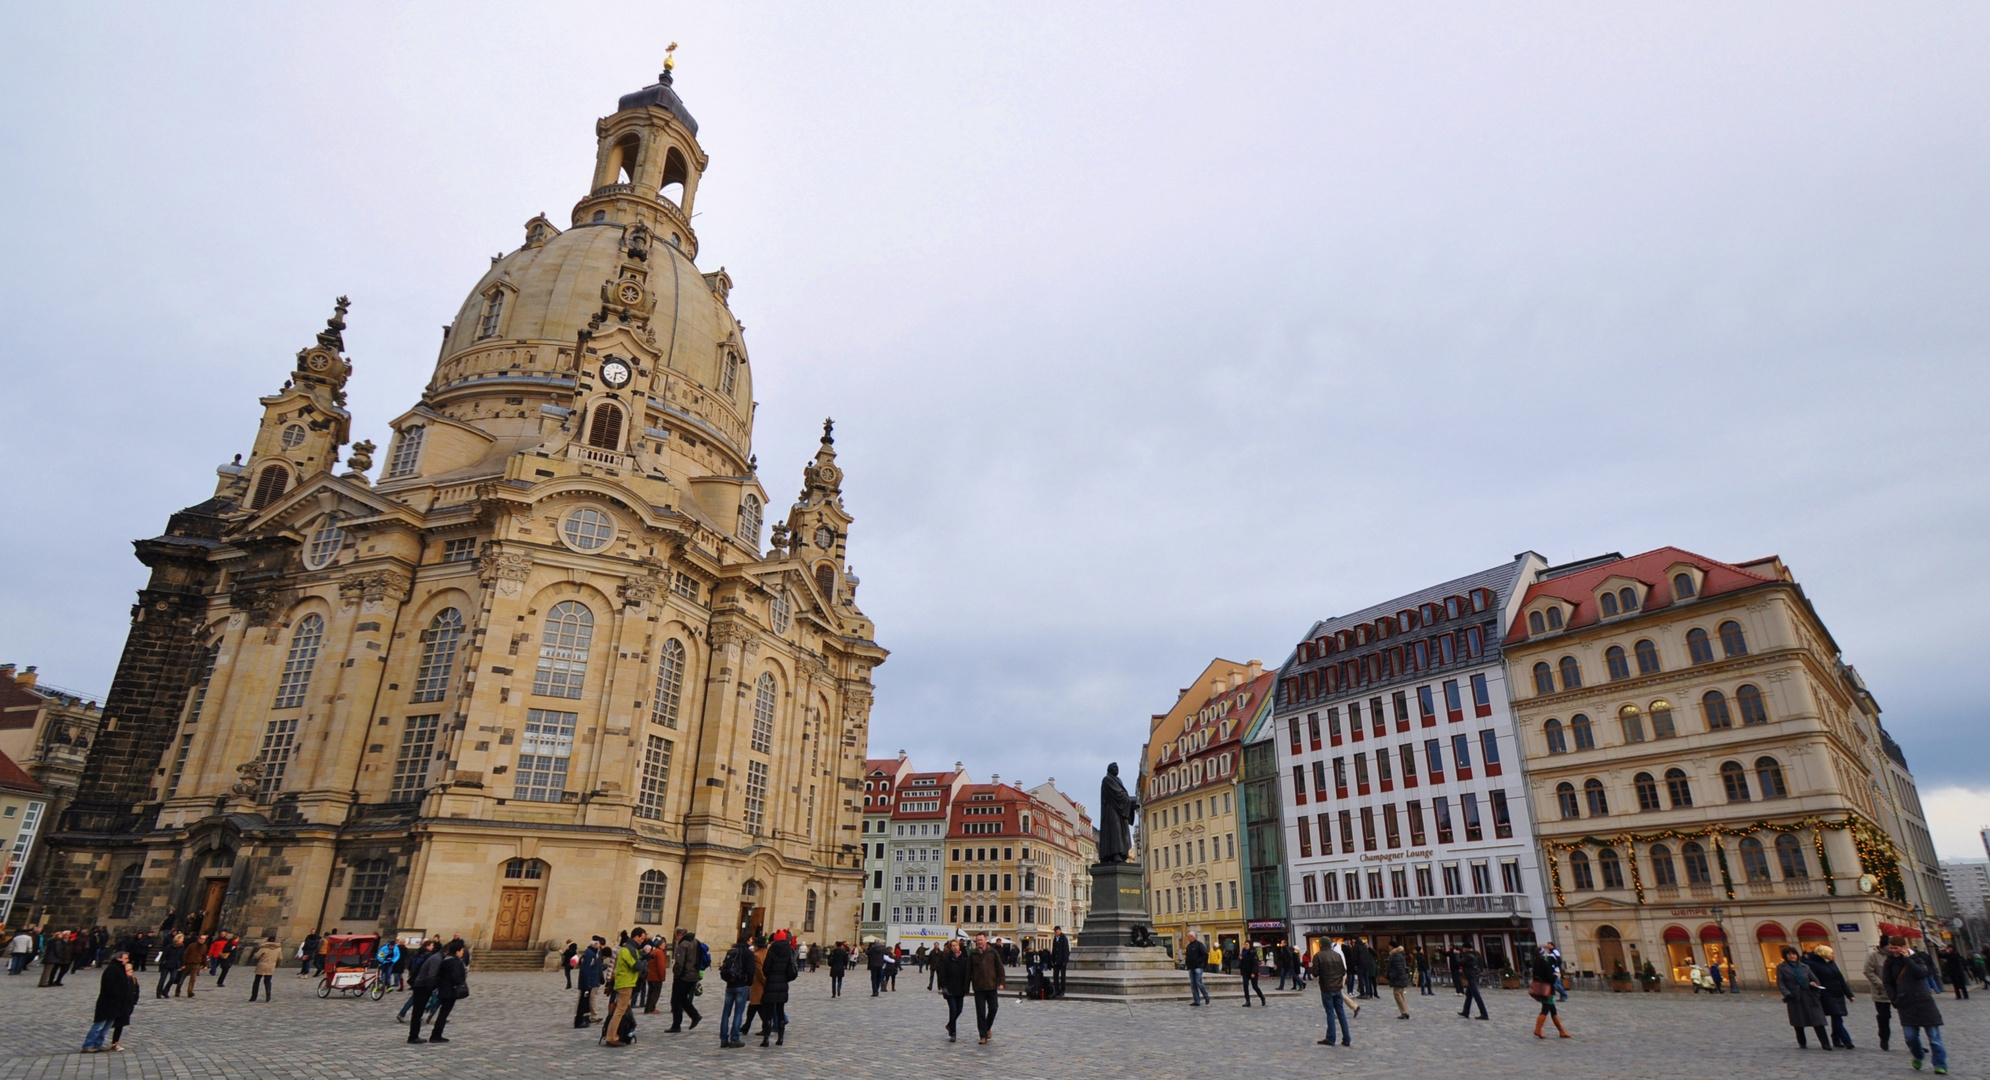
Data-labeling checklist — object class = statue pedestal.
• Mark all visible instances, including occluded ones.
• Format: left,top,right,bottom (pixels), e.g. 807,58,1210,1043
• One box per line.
1062,861,1186,1000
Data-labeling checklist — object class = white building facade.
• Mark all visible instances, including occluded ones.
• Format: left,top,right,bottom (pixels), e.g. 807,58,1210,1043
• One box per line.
1271,554,1553,972
886,766,967,945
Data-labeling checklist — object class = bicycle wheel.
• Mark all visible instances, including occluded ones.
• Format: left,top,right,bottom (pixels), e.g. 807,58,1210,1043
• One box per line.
369,979,387,1001
316,978,332,999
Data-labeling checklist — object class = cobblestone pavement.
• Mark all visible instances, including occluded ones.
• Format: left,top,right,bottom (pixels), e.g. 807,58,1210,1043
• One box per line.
3,966,1986,1080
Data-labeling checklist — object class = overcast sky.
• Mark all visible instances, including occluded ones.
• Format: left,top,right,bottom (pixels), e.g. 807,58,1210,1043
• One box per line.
2,4,1986,856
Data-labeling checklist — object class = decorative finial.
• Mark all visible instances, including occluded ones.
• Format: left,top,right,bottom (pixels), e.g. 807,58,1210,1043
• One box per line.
317,295,350,352
662,42,677,83
822,417,835,444
749,453,758,473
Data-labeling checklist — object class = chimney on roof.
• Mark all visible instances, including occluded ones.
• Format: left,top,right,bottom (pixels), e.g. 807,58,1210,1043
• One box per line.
0,665,13,683
954,762,963,773
17,666,36,688
1246,659,1263,680
991,774,1000,785
897,749,907,762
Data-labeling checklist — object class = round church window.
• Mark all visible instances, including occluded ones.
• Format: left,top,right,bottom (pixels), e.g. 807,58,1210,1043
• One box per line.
281,424,307,448
561,507,615,551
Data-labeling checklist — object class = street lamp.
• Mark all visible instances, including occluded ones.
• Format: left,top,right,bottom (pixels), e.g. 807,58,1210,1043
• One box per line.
1911,904,1927,948
1710,906,1733,995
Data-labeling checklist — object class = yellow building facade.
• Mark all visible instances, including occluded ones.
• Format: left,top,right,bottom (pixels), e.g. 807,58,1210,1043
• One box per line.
31,69,884,957
1139,659,1269,964
1507,548,1923,989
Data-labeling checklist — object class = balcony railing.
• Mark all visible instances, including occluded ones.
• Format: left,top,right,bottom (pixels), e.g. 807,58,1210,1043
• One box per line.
1289,894,1531,923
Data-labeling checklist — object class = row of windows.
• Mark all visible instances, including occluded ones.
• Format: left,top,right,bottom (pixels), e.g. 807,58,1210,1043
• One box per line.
1525,573,1701,638
1295,589,1498,661
1531,623,1748,695
1566,833,1807,891
1285,628,1491,704
1553,758,1788,819
1300,858,1522,902
1290,732,1502,805
1293,791,1515,856
1542,685,1770,753
1156,880,1241,916
1155,832,1237,870
1286,678,1495,750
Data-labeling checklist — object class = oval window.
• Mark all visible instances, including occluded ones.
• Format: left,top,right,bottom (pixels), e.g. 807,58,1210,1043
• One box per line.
562,507,615,551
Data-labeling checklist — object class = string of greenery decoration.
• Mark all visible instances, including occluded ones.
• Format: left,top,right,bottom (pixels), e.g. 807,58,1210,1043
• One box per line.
1544,815,1899,908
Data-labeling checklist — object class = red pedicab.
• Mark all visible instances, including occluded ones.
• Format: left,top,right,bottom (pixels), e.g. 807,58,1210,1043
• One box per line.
316,934,387,1000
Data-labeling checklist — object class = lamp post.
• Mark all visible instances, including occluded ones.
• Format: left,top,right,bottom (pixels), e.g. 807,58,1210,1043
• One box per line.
1710,905,1733,994
1911,904,1927,949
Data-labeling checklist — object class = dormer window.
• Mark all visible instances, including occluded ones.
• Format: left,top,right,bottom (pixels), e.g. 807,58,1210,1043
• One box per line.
1618,587,1639,612
1600,592,1619,617
478,288,506,339
1546,606,1563,630
720,351,739,399
1529,611,1546,635
384,426,425,479
1673,572,1696,598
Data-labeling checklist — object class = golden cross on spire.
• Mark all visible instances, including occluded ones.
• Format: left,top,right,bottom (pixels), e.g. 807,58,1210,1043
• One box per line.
664,41,678,72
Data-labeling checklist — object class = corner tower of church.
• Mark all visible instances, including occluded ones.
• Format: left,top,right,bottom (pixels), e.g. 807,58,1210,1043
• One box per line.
29,69,884,955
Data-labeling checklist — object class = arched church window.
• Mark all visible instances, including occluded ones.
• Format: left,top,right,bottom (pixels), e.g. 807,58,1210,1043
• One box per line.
250,464,290,510
737,494,761,547
272,614,325,709
532,601,593,699
816,564,835,601
660,146,689,206
651,638,685,728
751,672,776,753
478,288,505,339
720,352,739,399
587,403,624,450
411,609,463,703
634,870,668,925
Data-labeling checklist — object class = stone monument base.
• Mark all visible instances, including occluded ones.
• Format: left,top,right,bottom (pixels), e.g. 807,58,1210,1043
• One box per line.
1059,860,1186,1001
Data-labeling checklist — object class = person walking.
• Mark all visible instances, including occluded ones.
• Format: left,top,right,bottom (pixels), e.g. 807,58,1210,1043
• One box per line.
828,941,849,998
406,943,445,1043
8,927,34,976
37,930,69,987
1457,943,1488,1020
1710,958,1726,994
1864,939,1896,1051
417,941,468,1044
718,935,757,1048
1311,941,1351,1046
399,940,441,1026
759,929,799,1046
968,931,1005,1045
560,941,577,990
178,934,205,997
1184,931,1211,1006
1776,944,1831,1050
152,932,181,998
215,934,241,987
1529,949,1571,1039
82,952,139,1053
1542,942,1568,1001
866,938,886,997
1239,944,1267,1007
1386,944,1412,1019
641,935,668,1013
1885,938,1948,1074
667,929,703,1032
249,937,282,1001
1940,946,1970,1001
936,939,970,1042
1806,944,1857,1049
602,928,647,1048
1417,946,1433,996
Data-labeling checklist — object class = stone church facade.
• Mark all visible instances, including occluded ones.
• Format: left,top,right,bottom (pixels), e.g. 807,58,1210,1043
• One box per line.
31,68,884,956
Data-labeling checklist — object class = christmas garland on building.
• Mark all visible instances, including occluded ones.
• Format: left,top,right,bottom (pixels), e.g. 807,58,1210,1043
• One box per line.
1542,815,1899,908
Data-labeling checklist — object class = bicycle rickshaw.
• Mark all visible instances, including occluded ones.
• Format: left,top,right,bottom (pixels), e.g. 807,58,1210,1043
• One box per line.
316,933,387,1000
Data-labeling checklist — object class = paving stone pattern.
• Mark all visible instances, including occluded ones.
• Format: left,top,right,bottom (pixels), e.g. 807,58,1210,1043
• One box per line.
2,966,1985,1080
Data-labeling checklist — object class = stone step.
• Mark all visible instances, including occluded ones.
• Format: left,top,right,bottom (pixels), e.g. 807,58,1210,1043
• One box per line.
471,949,555,973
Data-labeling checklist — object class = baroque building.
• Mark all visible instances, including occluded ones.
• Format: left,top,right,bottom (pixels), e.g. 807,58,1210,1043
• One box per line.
1506,547,1920,988
29,68,885,956
1139,658,1269,963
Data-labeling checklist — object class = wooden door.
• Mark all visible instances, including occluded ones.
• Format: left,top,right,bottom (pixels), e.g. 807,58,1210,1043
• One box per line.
738,902,764,943
494,888,538,949
200,879,228,934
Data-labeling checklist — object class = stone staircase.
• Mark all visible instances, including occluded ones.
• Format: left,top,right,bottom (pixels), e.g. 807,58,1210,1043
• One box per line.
473,949,555,973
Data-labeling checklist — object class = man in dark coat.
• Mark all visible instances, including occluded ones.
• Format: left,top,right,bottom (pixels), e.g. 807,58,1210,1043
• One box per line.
1050,927,1070,998
152,932,181,998
1774,945,1828,1048
827,941,850,997
936,939,970,1041
866,939,887,997
1456,944,1487,1019
82,952,139,1052
1183,932,1210,1006
38,931,71,987
1885,938,1948,1074
757,931,799,1046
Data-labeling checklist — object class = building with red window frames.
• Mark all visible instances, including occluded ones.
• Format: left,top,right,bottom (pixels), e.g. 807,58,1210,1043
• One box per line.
1272,554,1553,971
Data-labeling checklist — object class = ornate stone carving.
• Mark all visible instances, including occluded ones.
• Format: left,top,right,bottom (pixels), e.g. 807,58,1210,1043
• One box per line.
618,574,664,609
480,552,534,598
339,571,413,607
231,759,266,796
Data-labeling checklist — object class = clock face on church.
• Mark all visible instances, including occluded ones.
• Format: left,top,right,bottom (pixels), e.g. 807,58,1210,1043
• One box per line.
599,359,632,388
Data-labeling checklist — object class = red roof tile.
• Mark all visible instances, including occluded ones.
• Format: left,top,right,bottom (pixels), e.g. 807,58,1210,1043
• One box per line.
1504,546,1781,644
0,749,43,795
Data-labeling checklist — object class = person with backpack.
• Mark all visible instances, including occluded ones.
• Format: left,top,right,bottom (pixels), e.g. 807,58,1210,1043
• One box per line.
415,940,468,1044
718,935,758,1048
602,929,647,1048
666,929,703,1032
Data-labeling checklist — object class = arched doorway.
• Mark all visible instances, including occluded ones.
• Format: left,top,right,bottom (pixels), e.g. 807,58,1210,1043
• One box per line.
1662,925,1694,984
1796,921,1830,956
1597,925,1626,978
1698,923,1730,979
195,847,236,935
493,859,548,949
737,879,765,943
1755,921,1789,980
